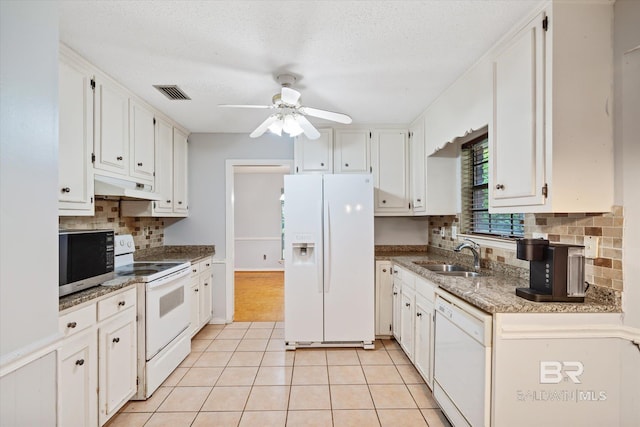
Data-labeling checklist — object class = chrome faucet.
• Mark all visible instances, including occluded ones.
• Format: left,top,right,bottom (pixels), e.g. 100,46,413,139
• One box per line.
454,238,481,272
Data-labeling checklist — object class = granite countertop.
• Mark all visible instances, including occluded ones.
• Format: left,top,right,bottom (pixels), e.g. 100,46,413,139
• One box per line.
390,254,621,314
60,245,216,311
135,245,215,264
59,277,140,312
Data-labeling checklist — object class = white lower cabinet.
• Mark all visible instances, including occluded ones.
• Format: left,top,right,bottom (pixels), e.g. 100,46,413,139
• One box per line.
375,260,393,336
391,264,436,387
98,307,137,425
190,257,214,336
58,286,137,427
414,291,434,387
400,286,416,360
58,329,97,427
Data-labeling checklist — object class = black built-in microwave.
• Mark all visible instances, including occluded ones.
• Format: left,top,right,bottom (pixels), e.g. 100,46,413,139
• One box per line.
59,229,115,297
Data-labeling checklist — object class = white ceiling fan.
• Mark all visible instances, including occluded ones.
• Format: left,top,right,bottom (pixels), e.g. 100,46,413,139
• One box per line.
219,74,352,140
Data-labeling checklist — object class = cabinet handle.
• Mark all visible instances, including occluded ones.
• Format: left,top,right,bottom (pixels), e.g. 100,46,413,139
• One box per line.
345,163,349,167
204,282,209,286
320,162,325,167
137,162,143,166
382,200,387,204
167,200,171,203
417,312,422,317
193,269,197,273
75,359,85,366
382,268,387,273
112,337,120,343
405,302,410,307
118,301,126,307
116,156,123,161
393,292,398,295
205,263,210,267
67,322,77,329
195,288,199,292
416,198,421,202
61,187,71,193
178,201,183,205
495,184,505,190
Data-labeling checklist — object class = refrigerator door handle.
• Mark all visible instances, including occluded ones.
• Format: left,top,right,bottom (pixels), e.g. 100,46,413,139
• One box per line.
324,201,331,293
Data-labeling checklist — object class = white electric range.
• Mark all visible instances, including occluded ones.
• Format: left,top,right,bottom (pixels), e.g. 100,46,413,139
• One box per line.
114,235,192,400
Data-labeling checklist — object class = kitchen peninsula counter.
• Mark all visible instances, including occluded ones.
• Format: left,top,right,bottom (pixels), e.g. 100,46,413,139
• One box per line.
390,254,621,315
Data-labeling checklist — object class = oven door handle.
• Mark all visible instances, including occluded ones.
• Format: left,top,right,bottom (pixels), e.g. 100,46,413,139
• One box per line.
146,268,190,290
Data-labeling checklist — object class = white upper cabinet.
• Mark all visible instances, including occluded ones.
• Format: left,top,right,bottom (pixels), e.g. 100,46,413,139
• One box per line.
58,49,94,216
173,128,189,215
491,12,546,209
94,76,129,176
334,129,371,174
371,130,410,215
409,117,426,215
490,2,614,213
153,117,174,213
294,129,333,174
129,100,155,183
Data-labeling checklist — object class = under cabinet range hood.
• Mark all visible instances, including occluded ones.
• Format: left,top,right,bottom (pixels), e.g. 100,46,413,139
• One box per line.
94,175,163,201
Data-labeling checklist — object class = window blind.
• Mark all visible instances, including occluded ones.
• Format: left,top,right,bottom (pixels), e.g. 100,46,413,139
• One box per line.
460,134,524,238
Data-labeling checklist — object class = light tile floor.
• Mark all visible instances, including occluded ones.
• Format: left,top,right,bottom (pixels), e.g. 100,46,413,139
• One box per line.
107,322,452,427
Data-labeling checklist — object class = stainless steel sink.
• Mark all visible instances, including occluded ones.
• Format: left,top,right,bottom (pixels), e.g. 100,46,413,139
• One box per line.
413,262,468,272
436,271,482,278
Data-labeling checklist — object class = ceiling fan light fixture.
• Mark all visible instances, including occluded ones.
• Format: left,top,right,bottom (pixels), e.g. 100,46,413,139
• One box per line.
283,114,304,137
268,117,283,136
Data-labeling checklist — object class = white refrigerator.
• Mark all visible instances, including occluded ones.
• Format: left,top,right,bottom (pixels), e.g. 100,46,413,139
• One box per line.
284,174,374,349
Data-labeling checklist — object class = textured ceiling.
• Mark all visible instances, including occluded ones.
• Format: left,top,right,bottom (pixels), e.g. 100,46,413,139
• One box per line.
59,0,542,133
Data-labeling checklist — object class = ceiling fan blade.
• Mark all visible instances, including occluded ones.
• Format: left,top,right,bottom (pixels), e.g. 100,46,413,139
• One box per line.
295,115,321,140
281,87,301,105
218,104,272,109
299,106,352,124
250,115,279,138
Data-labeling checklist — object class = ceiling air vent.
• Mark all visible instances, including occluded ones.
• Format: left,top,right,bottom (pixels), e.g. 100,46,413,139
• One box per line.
153,85,191,100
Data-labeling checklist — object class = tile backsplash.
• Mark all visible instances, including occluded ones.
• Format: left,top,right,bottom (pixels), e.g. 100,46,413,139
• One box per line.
59,199,164,250
429,206,624,291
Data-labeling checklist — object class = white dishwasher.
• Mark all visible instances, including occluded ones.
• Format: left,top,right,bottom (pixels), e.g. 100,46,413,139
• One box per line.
433,290,492,427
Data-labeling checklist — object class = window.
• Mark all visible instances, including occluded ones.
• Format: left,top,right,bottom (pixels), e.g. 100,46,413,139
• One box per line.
460,133,524,238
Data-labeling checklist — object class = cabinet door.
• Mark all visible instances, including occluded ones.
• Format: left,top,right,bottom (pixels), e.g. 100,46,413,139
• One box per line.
371,130,410,214
375,261,393,336
491,13,546,208
189,279,200,336
94,77,129,175
414,297,434,386
173,128,189,215
154,118,174,213
399,288,415,360
129,100,155,183
98,309,136,426
334,129,370,173
199,270,213,328
409,119,426,215
59,329,98,427
392,281,402,342
294,129,332,173
58,55,94,215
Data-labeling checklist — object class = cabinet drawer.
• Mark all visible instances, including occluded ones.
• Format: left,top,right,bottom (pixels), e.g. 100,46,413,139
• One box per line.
198,257,213,272
415,277,435,302
59,304,96,338
98,288,136,322
394,266,415,289
190,262,200,277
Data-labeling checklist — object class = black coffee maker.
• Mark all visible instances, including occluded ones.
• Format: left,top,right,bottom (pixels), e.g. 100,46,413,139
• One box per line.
516,239,586,302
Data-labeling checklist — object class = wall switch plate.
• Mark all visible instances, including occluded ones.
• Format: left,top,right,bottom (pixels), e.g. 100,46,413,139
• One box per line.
584,236,599,258
440,227,446,238
532,232,548,239
451,225,457,240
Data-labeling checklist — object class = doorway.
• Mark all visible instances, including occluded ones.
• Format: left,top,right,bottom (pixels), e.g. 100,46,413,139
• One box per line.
225,160,293,322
